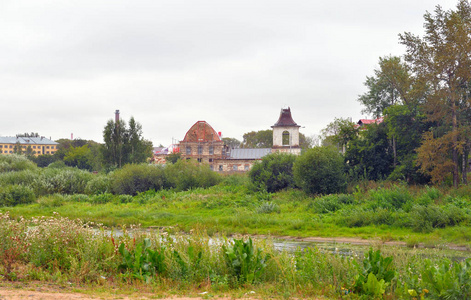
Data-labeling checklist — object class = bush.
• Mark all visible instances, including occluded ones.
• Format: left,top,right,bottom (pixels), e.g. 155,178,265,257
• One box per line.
249,153,297,193
0,169,39,186
32,168,94,195
164,160,220,191
367,186,412,210
110,164,167,195
0,154,37,172
293,146,346,195
0,184,36,206
311,194,354,214
409,204,467,232
85,174,111,195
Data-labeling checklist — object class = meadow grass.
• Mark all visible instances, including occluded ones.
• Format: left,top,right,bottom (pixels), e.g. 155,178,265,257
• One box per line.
2,183,471,246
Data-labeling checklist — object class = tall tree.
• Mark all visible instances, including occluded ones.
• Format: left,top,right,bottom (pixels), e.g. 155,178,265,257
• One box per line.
400,1,471,187
358,56,413,118
101,117,152,168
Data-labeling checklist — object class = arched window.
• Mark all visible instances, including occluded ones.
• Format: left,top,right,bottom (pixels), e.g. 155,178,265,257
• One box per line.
282,130,290,146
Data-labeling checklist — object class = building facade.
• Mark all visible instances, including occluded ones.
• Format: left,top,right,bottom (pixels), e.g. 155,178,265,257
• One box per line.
271,107,301,155
0,134,58,156
170,108,303,172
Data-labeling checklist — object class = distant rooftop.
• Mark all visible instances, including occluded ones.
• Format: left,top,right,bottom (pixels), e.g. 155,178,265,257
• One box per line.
272,107,300,127
0,136,58,145
182,121,222,143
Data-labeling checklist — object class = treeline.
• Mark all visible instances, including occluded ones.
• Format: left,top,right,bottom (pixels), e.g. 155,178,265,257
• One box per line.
323,1,471,187
25,116,154,172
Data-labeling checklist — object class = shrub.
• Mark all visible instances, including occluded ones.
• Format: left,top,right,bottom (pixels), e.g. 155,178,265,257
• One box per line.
0,169,39,186
32,168,94,195
311,194,354,214
110,164,167,195
85,174,111,195
293,146,346,195
38,194,65,208
249,153,297,193
0,184,36,206
409,204,467,232
367,186,412,210
256,202,280,214
164,160,220,191
0,154,37,172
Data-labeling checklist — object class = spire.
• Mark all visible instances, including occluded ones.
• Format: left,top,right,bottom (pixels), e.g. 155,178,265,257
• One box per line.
272,107,300,127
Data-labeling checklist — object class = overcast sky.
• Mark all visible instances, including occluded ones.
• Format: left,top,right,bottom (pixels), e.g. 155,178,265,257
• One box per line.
0,0,459,146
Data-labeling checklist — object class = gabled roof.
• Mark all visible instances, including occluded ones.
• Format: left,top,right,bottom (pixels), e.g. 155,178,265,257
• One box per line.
272,107,300,127
182,121,222,143
228,148,271,160
0,136,58,145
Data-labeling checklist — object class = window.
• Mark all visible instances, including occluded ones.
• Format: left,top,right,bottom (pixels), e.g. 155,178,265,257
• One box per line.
0,145,2,148
197,158,202,163
9,151,12,153
209,158,213,162
33,146,36,149
46,151,50,154
244,164,250,171
46,146,50,149
186,146,191,155
9,145,12,148
198,145,203,155
233,165,238,171
209,146,214,155
219,165,223,171
209,165,213,171
282,130,290,146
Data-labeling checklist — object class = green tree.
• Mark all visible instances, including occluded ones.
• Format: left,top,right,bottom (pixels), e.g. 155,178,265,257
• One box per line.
249,152,297,193
293,146,346,194
400,1,471,187
358,56,413,118
345,122,394,181
222,137,242,149
101,116,153,168
63,145,93,171
321,117,358,152
13,142,23,154
165,152,181,164
241,130,273,148
383,105,429,183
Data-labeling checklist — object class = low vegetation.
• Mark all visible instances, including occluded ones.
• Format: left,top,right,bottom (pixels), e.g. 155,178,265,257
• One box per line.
0,212,470,299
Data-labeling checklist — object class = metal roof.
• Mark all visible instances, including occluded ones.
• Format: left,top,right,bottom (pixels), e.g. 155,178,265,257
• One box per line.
0,136,58,145
228,148,271,160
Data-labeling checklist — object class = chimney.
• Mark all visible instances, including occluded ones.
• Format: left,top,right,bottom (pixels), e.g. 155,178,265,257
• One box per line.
115,110,120,123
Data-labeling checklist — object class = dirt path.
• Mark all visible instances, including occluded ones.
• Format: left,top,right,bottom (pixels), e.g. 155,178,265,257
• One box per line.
0,285,259,300
0,288,252,300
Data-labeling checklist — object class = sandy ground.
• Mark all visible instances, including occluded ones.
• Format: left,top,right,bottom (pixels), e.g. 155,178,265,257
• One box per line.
0,284,261,300
0,288,251,300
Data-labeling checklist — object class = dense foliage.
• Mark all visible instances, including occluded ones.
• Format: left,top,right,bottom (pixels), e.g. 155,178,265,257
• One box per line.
293,146,346,194
249,153,296,193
